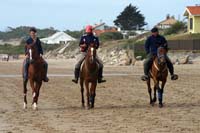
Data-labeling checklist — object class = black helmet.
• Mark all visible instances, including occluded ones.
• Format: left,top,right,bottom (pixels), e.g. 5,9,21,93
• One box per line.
151,27,158,33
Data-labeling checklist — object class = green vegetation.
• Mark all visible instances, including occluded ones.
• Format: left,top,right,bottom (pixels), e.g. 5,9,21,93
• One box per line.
42,44,63,52
0,26,57,41
0,43,63,55
164,21,186,35
0,26,83,41
64,30,83,39
133,40,146,58
0,44,24,55
114,4,146,30
99,32,123,42
167,33,200,40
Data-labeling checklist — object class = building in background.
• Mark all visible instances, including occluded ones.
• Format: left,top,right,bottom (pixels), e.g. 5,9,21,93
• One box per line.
92,23,118,36
184,5,200,33
156,14,177,29
41,31,76,44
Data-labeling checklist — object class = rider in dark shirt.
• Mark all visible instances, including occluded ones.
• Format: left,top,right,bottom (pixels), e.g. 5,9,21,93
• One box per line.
72,25,106,84
141,27,178,81
23,27,49,82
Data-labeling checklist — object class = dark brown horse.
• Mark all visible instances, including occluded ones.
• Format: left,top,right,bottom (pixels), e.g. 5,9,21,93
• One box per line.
23,44,46,110
80,43,99,109
147,47,168,108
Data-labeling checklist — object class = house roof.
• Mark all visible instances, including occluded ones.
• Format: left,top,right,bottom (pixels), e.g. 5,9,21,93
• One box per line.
41,31,76,44
93,23,105,29
49,32,76,41
184,6,200,16
157,17,177,25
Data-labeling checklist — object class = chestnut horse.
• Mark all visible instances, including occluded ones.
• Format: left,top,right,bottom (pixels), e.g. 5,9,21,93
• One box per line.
80,43,99,109
147,47,168,108
23,44,46,110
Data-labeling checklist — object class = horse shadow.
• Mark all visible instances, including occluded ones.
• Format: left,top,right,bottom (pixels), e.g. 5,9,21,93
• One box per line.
38,102,200,112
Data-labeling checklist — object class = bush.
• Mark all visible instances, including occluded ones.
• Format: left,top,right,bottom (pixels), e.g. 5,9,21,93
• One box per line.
127,31,137,36
0,44,24,54
134,40,146,58
99,32,123,42
64,30,83,39
42,43,63,51
164,21,186,35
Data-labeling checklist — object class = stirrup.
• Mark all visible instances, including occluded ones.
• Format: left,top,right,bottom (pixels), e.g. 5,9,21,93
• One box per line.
171,74,178,80
141,75,149,81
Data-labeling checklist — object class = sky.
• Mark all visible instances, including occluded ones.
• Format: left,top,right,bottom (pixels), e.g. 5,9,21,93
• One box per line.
0,0,199,31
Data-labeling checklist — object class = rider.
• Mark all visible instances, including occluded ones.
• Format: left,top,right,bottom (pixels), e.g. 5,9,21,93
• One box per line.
72,25,106,84
141,27,178,81
23,27,49,82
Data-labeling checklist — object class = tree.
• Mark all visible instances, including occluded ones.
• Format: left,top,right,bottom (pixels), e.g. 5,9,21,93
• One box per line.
114,4,146,30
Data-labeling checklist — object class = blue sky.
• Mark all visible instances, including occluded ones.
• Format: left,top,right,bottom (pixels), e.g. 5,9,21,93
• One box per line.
0,0,199,31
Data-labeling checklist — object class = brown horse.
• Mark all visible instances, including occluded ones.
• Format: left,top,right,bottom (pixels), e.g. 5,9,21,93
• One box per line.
23,44,46,110
147,47,168,108
80,43,99,109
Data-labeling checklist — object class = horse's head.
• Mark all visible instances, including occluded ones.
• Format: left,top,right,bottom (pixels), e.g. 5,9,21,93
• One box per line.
26,44,39,63
157,47,167,66
86,43,97,64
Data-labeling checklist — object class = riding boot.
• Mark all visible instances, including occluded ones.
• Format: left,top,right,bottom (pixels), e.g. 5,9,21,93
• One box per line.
141,56,152,81
72,68,80,84
166,57,178,80
141,63,150,81
43,63,49,82
98,68,106,83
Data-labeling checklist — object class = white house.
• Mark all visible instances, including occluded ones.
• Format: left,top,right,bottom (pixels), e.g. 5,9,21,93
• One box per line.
157,15,177,29
41,31,76,44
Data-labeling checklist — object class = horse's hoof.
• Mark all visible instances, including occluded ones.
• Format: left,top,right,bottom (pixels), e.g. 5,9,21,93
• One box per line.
152,98,157,103
90,105,94,109
82,105,85,109
86,106,90,110
150,102,154,106
23,103,27,109
32,103,38,110
159,103,163,108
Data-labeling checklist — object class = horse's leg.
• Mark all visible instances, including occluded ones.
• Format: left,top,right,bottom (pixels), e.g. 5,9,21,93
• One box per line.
80,78,85,108
153,86,157,103
30,80,37,110
147,79,153,105
158,80,166,108
85,81,90,109
153,79,159,103
90,82,97,108
35,81,42,106
23,79,28,109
